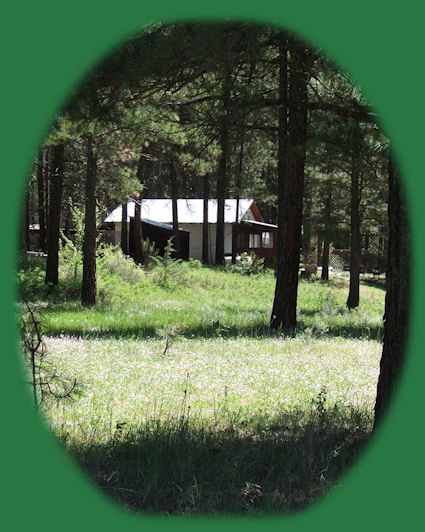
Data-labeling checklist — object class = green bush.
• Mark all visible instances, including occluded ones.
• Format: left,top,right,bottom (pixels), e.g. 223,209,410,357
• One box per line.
58,201,86,280
143,237,159,264
59,235,82,280
232,252,265,275
187,258,203,269
17,265,49,301
148,238,187,289
98,245,145,285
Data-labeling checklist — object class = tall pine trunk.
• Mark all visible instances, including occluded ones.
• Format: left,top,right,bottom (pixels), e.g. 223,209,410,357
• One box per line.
44,148,50,232
374,156,409,427
36,150,47,252
45,143,64,285
20,186,30,261
63,203,72,240
232,138,244,264
302,188,312,265
121,202,128,254
321,186,332,281
81,134,97,307
347,119,361,309
271,39,309,332
170,156,181,259
215,31,232,266
202,173,210,264
133,153,145,265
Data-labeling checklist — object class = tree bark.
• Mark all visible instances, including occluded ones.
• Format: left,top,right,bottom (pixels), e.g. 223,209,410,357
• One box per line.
21,186,30,260
271,39,309,332
374,156,410,427
133,153,145,265
202,173,210,264
63,193,72,240
302,189,312,265
170,156,181,259
121,201,128,254
81,134,97,307
45,143,65,285
215,30,232,266
36,150,47,252
321,186,332,281
44,148,50,234
321,241,330,281
347,119,361,309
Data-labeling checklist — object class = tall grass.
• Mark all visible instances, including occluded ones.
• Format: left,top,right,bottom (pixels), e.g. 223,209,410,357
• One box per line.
19,254,385,515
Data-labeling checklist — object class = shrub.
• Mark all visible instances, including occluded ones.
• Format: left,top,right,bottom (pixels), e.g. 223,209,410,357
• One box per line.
148,237,187,289
17,265,49,301
20,302,81,407
187,258,203,269
232,252,265,275
319,292,343,317
143,237,159,264
59,235,82,280
98,245,145,285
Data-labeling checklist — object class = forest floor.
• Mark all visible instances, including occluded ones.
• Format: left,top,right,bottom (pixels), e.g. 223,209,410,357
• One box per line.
20,256,385,515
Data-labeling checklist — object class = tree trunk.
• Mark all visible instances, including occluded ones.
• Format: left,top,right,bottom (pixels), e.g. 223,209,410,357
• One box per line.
44,148,50,234
347,120,361,309
36,150,46,252
20,186,30,261
302,189,312,265
45,143,65,285
215,30,232,266
133,153,145,265
81,135,97,307
121,201,128,254
170,156,181,259
63,194,72,240
364,232,370,252
202,173,209,264
321,242,330,281
271,39,309,332
321,187,332,281
374,156,409,427
232,138,244,264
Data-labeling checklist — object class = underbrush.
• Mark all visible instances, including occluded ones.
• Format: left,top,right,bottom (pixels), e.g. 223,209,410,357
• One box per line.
19,247,384,516
61,394,372,515
19,250,384,341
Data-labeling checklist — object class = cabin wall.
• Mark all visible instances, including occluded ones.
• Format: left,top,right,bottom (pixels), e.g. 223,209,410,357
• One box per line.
178,223,232,263
110,221,232,263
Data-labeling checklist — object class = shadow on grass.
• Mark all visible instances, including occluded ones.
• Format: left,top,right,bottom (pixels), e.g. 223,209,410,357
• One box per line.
360,278,386,291
43,317,383,342
64,404,372,516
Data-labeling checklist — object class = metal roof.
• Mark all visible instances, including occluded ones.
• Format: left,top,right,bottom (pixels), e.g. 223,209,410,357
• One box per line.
142,218,189,232
241,220,278,229
105,199,255,224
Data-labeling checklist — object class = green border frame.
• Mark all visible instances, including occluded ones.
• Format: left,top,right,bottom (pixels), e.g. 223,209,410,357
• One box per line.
1,1,423,530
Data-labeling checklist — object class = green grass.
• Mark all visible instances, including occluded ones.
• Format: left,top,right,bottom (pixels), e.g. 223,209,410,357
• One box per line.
20,255,385,515
25,261,384,341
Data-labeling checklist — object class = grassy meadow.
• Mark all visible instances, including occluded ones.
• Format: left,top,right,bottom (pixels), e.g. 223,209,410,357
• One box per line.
19,251,386,515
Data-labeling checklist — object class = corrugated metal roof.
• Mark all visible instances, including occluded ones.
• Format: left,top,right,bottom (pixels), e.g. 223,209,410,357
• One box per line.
105,199,255,224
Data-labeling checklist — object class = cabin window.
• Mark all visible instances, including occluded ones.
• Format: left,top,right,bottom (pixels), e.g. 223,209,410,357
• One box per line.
249,234,261,248
261,232,273,248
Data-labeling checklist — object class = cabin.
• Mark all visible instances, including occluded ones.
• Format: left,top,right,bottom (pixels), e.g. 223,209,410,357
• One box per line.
103,199,277,265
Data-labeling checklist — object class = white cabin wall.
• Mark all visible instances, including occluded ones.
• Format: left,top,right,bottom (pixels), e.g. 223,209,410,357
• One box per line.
111,221,233,263
224,224,233,256
179,223,203,260
178,223,233,263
